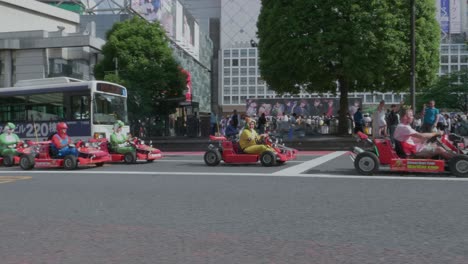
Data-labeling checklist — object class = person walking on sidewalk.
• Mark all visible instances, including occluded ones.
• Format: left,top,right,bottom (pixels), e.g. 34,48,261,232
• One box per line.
421,100,439,133
353,108,364,133
386,104,400,145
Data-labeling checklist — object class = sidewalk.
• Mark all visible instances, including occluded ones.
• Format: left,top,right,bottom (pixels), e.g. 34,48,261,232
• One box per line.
144,135,357,152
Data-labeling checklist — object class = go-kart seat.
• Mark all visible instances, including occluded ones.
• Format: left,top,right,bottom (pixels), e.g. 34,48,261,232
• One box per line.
232,140,244,154
47,133,59,158
394,140,408,158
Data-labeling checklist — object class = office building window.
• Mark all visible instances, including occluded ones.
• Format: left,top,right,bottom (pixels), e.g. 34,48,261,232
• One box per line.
232,86,239,94
224,78,230,85
223,87,230,95
249,68,256,75
249,49,256,57
240,49,247,57
451,65,459,72
441,65,448,73
249,58,256,66
249,77,256,85
384,94,392,102
223,68,230,76
232,96,239,104
249,86,256,94
240,96,247,103
240,68,247,76
365,94,373,103
232,78,239,85
241,86,247,93
223,50,230,57
224,59,230,66
232,49,239,57
223,96,231,104
441,56,448,63
240,77,247,85
451,55,458,63
232,68,239,76
232,59,239,66
461,55,468,63
241,58,247,66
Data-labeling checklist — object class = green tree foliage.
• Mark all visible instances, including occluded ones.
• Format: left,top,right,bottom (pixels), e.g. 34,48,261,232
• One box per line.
94,17,187,120
417,70,468,112
257,0,440,134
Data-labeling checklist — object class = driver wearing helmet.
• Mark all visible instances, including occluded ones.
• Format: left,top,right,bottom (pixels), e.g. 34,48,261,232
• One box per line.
239,118,274,154
0,122,21,156
110,120,134,154
51,122,78,157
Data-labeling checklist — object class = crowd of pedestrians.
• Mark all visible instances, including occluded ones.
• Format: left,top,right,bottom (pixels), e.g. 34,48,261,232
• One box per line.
209,100,468,140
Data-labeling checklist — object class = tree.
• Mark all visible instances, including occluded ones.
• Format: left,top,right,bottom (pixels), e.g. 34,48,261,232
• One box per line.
94,17,187,121
417,70,468,113
257,0,440,134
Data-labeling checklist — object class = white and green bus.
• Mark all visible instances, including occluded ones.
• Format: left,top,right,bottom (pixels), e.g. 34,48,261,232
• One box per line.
0,77,129,140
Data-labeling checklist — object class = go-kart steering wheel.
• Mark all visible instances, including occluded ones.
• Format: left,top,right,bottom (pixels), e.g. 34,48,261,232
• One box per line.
427,133,441,144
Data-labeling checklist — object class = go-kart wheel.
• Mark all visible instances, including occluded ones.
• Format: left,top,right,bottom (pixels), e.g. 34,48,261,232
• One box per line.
124,152,136,164
260,151,277,167
64,155,78,170
95,162,104,167
19,154,35,170
449,155,468,177
204,150,221,166
2,154,15,167
354,152,379,175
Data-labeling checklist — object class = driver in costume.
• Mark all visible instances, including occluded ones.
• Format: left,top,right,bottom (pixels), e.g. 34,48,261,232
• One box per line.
239,119,274,154
51,122,78,157
0,122,21,156
110,120,135,154
394,108,453,159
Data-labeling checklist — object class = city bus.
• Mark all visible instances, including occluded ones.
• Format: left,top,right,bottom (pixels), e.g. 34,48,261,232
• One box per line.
0,77,129,140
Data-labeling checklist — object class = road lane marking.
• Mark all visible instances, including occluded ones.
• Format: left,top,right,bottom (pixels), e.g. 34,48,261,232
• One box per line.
155,159,304,163
0,170,466,182
0,176,32,184
163,151,332,156
272,151,347,175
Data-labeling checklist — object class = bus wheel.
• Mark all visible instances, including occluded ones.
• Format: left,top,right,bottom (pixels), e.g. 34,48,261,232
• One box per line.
64,155,78,170
124,152,136,164
20,155,35,170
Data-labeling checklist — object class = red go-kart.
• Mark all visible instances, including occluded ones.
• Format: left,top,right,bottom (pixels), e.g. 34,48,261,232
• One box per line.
350,132,468,177
0,142,27,167
204,134,297,166
97,137,163,163
18,140,111,170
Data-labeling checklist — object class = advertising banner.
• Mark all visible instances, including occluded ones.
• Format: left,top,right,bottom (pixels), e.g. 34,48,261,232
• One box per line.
245,98,362,118
440,0,450,35
450,0,461,34
131,0,175,38
0,121,91,139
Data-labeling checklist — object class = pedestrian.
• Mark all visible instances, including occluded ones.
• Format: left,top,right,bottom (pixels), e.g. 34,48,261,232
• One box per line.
257,113,266,134
373,100,387,138
421,100,439,132
353,107,364,133
386,104,400,144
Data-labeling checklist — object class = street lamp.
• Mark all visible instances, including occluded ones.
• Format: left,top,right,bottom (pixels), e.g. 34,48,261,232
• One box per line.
410,0,416,112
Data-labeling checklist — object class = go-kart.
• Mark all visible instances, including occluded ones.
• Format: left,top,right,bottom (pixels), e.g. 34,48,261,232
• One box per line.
18,140,111,170
0,142,26,167
350,132,468,177
97,137,162,164
204,134,297,167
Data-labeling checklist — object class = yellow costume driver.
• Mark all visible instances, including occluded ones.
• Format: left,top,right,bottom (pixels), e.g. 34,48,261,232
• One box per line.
239,119,274,154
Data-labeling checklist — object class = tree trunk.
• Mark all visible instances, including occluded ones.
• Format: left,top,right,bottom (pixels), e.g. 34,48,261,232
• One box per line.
338,77,349,135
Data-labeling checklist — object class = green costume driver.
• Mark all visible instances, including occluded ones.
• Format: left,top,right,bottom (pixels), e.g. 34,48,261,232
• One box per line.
110,120,134,154
0,122,21,156
239,119,274,154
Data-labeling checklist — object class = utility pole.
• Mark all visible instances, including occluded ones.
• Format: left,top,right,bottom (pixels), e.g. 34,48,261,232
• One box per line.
410,0,416,112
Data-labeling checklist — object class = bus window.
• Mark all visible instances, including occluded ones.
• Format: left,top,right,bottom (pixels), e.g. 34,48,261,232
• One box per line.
0,95,27,122
72,95,90,120
28,93,65,121
93,93,128,125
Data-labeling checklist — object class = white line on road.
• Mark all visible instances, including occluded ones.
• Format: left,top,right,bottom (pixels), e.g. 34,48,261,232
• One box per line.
272,151,347,175
0,170,467,181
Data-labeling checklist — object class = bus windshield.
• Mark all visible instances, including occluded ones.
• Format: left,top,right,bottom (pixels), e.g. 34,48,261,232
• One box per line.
93,92,128,125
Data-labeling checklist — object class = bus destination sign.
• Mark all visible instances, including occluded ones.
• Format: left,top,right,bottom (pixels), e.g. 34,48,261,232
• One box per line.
97,83,126,96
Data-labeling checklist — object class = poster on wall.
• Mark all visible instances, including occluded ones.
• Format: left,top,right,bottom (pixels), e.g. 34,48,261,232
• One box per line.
245,98,362,118
449,0,461,34
131,0,175,38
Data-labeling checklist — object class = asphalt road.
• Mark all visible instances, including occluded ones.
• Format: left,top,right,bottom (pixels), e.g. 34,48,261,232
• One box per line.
0,152,467,264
